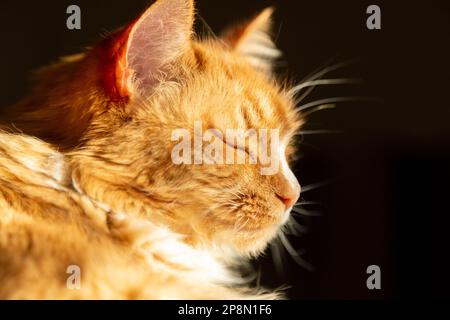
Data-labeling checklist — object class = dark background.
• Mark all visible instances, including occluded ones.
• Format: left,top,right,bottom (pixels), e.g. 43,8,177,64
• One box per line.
0,0,449,299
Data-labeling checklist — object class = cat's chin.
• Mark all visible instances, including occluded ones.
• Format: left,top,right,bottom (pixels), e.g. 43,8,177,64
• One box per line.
281,208,293,225
217,225,280,257
237,215,293,255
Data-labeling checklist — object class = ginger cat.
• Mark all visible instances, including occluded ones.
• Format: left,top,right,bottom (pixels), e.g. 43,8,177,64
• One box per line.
0,0,303,299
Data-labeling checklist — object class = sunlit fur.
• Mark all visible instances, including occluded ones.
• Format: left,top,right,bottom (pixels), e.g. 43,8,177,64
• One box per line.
0,0,303,299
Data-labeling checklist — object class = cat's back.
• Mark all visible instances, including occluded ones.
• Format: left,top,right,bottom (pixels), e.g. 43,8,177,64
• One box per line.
0,131,91,222
0,132,119,298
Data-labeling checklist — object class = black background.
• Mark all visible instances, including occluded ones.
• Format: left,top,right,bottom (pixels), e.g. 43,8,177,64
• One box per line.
0,0,449,299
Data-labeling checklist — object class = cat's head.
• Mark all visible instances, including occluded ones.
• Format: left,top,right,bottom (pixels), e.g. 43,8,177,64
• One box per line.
21,0,304,256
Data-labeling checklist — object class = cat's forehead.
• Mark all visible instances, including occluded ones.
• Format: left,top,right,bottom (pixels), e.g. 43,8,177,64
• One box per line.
182,41,299,135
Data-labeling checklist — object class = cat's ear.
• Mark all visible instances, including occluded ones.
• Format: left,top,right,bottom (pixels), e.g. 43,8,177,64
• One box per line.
221,8,280,74
98,0,195,100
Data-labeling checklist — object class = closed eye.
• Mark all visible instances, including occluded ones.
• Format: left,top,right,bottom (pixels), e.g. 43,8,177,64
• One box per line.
211,130,250,155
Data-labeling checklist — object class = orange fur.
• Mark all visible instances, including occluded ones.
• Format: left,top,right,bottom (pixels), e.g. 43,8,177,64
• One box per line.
0,0,302,299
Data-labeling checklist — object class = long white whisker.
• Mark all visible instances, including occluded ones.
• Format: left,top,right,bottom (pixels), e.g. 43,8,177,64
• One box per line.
295,60,356,102
295,86,315,105
289,78,363,96
283,222,298,236
295,129,341,135
196,13,220,42
301,60,355,83
301,104,337,117
297,96,381,112
295,201,321,206
301,180,332,193
255,266,262,289
278,232,314,272
292,207,322,217
270,238,285,275
239,269,258,284
286,217,308,234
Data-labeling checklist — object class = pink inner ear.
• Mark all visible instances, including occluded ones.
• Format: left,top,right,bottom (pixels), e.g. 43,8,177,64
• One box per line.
97,0,193,101
126,7,186,89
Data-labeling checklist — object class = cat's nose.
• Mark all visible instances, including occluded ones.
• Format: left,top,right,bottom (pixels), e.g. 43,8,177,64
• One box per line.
275,178,301,209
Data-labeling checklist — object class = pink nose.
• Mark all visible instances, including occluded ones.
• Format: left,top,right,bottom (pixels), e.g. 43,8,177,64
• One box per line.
277,192,299,209
276,182,301,209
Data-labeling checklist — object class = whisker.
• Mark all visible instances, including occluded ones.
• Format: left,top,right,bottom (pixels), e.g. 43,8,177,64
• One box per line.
270,238,285,275
301,180,332,193
285,216,308,234
289,78,363,96
295,200,321,206
292,207,322,217
295,129,342,136
255,266,262,289
301,103,337,118
301,59,355,83
196,13,218,40
278,232,314,272
239,268,258,284
295,86,315,106
297,96,382,112
284,225,299,237
296,60,357,102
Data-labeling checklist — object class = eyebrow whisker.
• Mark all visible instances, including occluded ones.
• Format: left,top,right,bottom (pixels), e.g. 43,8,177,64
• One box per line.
294,60,357,103
296,96,382,112
289,78,363,97
300,103,337,117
